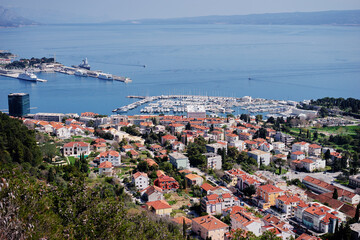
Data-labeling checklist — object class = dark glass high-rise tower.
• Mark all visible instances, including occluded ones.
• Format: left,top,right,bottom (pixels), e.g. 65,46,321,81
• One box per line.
8,93,30,117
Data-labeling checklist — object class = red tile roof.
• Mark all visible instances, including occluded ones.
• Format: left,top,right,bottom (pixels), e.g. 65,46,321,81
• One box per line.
146,200,172,210
192,215,228,231
99,161,112,168
258,184,284,194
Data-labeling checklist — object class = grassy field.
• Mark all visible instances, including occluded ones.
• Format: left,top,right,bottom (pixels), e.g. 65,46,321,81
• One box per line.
317,125,359,136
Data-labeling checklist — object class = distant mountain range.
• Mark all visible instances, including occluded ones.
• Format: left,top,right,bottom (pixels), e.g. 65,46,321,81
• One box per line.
0,6,37,27
109,10,360,25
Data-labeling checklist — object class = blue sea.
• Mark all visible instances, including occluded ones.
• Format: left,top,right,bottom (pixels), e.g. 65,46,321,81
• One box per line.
0,24,359,115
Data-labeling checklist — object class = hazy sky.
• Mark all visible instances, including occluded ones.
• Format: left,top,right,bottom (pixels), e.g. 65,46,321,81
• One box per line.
3,0,360,23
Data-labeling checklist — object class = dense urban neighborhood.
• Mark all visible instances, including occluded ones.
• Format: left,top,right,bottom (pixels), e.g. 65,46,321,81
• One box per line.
1,97,360,239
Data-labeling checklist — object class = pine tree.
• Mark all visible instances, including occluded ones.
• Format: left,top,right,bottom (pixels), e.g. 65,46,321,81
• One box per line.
333,188,338,199
182,218,186,238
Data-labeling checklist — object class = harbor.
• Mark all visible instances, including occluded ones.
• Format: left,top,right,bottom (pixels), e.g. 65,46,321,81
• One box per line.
0,57,132,83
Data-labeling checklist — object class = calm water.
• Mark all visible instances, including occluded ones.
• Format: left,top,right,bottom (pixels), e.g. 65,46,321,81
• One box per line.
0,24,359,115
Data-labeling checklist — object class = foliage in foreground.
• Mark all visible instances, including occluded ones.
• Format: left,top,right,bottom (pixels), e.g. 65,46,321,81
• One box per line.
0,165,183,240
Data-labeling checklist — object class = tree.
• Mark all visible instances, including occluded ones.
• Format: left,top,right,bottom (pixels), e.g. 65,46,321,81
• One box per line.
333,188,338,199
182,218,186,238
243,185,256,199
324,149,331,160
137,161,149,173
313,131,318,140
185,122,191,130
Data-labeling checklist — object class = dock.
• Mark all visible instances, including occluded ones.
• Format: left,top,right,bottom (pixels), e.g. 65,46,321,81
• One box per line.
55,65,132,83
0,72,47,82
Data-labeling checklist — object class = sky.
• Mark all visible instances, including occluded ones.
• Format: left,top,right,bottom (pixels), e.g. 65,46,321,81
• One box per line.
2,0,360,23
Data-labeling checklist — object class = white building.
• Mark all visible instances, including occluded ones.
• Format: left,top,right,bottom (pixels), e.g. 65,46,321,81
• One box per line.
299,158,326,172
276,194,301,218
247,150,271,166
201,192,240,215
63,141,90,157
132,172,149,190
228,140,245,152
187,105,206,119
98,161,113,175
97,150,121,167
292,142,310,154
204,153,222,170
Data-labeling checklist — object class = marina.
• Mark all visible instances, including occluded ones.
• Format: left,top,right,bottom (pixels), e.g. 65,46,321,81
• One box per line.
112,95,308,118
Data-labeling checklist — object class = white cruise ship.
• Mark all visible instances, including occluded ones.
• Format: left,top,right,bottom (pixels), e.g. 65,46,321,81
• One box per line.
98,73,113,80
17,71,38,82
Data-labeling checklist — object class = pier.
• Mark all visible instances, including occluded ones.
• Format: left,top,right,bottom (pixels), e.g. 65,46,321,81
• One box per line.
0,72,47,82
55,65,132,83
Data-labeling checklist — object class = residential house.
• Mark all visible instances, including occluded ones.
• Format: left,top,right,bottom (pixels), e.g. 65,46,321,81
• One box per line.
244,140,258,150
247,150,271,166
169,123,185,134
206,143,227,154
294,202,343,234
161,134,177,145
276,194,301,218
226,133,239,143
228,140,245,152
259,142,273,152
192,215,229,240
154,175,179,192
204,153,222,170
223,206,262,236
185,174,204,187
169,152,190,169
291,151,306,160
140,185,164,202
201,192,241,215
236,174,261,191
297,158,326,172
122,144,134,152
97,150,121,167
256,184,284,209
273,142,285,153
292,142,310,154
144,158,159,168
132,172,149,190
98,161,113,175
134,142,146,151
63,142,90,157
308,144,322,157
239,132,252,141
172,141,185,152
93,142,107,152
146,200,172,216
224,169,246,187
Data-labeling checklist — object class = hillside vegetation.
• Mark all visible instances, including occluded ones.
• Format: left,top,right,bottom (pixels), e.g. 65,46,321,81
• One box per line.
0,113,183,239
